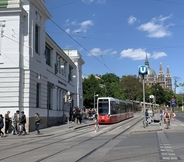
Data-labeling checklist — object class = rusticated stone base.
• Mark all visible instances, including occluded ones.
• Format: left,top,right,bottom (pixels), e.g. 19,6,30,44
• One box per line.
25,116,68,132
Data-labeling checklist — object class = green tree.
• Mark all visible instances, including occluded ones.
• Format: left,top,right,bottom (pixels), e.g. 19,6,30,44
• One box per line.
119,75,142,101
100,73,124,98
83,75,101,108
149,83,166,105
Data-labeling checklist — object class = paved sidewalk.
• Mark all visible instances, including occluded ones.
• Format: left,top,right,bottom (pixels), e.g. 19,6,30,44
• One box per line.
131,113,162,134
131,113,183,134
4,113,181,139
4,120,95,139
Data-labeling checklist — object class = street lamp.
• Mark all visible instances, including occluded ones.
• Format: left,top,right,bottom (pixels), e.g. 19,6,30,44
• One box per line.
94,92,99,109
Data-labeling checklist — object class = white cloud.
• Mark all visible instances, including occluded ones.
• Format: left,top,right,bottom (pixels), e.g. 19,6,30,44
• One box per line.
120,48,149,60
151,52,167,59
97,0,106,4
82,0,94,3
111,51,117,55
89,48,116,56
120,48,167,60
82,0,106,4
65,28,70,34
128,16,137,25
73,20,93,33
137,14,174,38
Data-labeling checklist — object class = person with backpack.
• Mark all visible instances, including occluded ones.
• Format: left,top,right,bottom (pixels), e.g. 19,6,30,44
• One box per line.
0,114,6,137
19,111,27,135
12,110,20,135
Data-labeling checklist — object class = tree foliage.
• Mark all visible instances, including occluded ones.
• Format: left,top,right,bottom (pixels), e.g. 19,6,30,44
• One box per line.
119,75,142,101
83,73,178,109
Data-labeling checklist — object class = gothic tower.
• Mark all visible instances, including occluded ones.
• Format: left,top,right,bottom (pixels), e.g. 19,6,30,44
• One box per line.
157,62,165,88
165,66,172,90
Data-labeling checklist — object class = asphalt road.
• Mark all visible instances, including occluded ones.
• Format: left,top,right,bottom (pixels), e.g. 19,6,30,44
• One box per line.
0,113,184,162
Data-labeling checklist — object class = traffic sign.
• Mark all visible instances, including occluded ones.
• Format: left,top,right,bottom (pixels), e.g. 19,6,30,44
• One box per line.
138,65,148,75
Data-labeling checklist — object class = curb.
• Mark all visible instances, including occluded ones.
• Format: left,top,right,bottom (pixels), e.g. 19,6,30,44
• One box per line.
73,123,94,130
131,128,163,134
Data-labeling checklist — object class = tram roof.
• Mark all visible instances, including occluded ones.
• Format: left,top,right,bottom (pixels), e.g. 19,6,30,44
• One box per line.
97,97,133,104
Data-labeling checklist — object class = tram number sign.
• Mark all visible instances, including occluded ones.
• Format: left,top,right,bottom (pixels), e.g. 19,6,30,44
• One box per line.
138,65,148,75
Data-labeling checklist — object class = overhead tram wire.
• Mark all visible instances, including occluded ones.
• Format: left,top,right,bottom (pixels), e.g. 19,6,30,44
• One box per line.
28,0,114,73
48,0,81,10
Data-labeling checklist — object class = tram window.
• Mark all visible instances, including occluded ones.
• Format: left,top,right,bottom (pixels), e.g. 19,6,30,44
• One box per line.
126,103,133,112
110,101,117,114
120,102,126,113
98,100,109,114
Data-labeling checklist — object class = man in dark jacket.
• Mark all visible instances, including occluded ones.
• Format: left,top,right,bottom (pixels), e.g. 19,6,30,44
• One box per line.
0,114,5,137
4,111,11,134
19,111,27,135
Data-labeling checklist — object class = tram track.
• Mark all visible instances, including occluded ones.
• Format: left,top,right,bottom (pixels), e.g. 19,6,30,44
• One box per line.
0,126,92,152
35,116,143,162
76,116,142,162
0,115,142,162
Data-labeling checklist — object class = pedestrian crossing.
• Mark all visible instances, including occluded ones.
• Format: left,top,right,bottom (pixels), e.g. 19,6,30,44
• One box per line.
157,132,181,161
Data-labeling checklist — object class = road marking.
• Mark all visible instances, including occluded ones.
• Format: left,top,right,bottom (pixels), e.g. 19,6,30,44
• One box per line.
115,126,123,129
125,125,131,129
157,132,181,161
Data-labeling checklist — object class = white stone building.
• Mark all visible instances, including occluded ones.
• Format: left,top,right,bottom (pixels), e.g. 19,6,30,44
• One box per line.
0,0,84,131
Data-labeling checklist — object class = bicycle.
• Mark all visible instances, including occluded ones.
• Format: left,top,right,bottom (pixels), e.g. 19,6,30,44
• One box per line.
143,118,148,128
165,118,170,129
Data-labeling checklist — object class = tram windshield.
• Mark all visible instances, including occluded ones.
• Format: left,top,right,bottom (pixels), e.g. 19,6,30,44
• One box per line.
98,99,109,115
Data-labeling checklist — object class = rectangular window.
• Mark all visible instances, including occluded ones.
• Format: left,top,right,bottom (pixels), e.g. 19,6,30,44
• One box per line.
35,25,39,54
61,59,66,76
47,82,52,109
45,45,51,66
68,66,73,82
36,83,40,108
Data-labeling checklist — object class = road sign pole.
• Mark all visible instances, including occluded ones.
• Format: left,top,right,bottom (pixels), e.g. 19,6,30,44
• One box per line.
142,75,146,123
138,65,148,127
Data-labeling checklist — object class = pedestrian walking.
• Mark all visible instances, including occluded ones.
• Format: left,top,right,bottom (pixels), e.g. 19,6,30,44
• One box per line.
35,113,41,135
94,114,99,133
12,110,20,135
159,109,163,121
164,110,171,129
82,109,87,124
76,107,81,124
19,111,27,135
4,111,11,134
0,114,6,137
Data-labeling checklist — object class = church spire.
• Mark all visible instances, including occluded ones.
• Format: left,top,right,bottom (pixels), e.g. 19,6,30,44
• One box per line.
166,65,170,74
159,62,163,71
158,62,165,87
166,65,172,90
145,53,149,66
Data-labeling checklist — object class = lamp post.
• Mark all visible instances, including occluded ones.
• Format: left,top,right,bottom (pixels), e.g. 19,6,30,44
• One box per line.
138,65,148,127
94,92,98,109
149,95,154,116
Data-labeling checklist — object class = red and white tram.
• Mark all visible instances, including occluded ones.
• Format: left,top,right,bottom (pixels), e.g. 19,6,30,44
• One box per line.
97,97,134,124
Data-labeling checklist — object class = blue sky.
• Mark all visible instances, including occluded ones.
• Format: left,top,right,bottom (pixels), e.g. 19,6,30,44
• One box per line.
45,0,184,93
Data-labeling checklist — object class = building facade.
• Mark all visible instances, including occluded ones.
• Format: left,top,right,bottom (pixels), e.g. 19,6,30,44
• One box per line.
139,54,172,90
0,0,84,131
